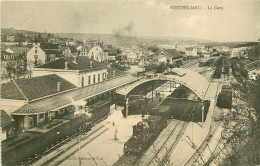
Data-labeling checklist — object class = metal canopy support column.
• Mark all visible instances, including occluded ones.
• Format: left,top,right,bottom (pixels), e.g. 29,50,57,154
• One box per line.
202,101,205,122
125,97,129,118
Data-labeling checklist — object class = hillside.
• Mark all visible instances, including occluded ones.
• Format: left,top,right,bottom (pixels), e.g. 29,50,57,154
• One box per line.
2,28,213,47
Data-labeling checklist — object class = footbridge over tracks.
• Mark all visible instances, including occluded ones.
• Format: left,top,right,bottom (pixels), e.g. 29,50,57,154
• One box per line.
116,68,211,122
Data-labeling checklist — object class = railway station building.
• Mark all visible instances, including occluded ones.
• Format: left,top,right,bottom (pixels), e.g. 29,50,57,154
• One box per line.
33,56,108,87
1,73,139,132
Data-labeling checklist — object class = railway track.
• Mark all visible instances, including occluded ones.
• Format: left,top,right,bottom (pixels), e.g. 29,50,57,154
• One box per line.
138,120,188,166
184,82,222,166
184,125,219,166
183,60,200,69
51,126,109,166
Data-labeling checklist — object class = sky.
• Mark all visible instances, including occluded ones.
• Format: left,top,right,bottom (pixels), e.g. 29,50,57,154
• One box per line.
1,0,260,42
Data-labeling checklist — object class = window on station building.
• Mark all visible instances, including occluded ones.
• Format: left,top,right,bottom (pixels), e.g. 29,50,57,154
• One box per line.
98,74,100,82
82,77,84,87
35,49,37,53
88,76,91,85
93,75,96,83
103,73,106,80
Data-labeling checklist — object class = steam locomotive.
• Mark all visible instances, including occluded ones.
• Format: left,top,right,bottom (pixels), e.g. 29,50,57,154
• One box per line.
123,106,171,155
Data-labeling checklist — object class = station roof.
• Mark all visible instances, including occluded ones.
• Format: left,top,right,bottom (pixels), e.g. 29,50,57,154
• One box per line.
161,68,210,99
116,78,153,96
116,68,210,99
36,57,106,71
1,74,76,101
12,75,139,115
1,109,14,126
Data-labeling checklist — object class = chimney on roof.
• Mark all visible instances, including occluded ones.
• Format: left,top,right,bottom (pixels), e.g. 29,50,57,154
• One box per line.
57,82,61,92
90,60,93,68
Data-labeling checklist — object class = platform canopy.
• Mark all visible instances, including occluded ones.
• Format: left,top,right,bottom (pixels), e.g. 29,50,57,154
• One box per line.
12,75,139,115
116,68,210,100
159,68,210,99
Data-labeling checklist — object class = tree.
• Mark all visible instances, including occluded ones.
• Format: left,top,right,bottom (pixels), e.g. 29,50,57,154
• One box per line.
148,45,160,53
1,34,7,42
34,35,38,43
156,62,167,73
5,62,15,80
38,33,42,43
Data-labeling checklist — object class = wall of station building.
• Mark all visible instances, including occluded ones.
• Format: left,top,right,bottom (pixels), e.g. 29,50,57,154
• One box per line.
79,68,108,87
32,68,107,87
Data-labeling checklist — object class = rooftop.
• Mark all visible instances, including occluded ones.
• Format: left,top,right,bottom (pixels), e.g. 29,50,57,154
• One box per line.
161,49,183,59
36,57,107,71
1,74,77,101
8,46,29,55
12,75,139,115
0,109,14,126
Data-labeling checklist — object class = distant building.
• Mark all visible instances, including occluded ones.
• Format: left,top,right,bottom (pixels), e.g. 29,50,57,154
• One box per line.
157,49,183,67
48,38,56,44
66,41,76,46
107,48,118,61
158,44,176,49
33,56,108,87
1,51,16,78
230,47,249,58
78,45,89,56
123,49,138,63
87,46,107,62
200,48,211,58
26,43,47,66
40,42,62,61
6,35,15,42
64,46,78,57
185,47,198,57
21,41,29,46
2,42,19,46
64,47,72,57
1,47,28,78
